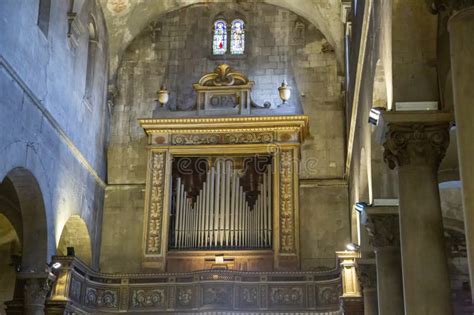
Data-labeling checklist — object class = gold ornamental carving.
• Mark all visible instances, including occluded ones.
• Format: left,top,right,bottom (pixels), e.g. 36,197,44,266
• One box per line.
170,132,274,145
145,152,166,255
279,150,295,254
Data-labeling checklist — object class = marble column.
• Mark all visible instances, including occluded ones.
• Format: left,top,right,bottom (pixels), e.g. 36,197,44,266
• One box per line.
356,259,378,315
448,4,474,303
362,207,404,315
382,112,452,315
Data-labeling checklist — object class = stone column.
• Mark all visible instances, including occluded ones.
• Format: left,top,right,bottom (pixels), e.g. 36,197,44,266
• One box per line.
361,207,404,315
448,4,474,303
382,112,452,315
356,259,378,315
5,272,56,315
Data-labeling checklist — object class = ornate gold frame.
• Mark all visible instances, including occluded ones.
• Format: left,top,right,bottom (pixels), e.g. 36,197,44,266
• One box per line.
139,116,309,271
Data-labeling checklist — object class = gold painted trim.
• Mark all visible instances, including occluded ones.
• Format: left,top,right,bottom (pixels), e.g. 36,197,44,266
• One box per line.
139,115,310,141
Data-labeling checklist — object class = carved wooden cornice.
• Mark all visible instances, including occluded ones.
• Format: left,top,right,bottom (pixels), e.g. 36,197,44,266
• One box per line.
139,115,310,142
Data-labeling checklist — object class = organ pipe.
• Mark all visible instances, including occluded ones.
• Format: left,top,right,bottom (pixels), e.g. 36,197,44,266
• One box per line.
172,160,272,249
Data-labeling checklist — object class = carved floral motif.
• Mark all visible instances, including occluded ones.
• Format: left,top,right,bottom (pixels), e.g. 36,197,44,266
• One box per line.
24,277,53,307
170,132,274,145
317,284,341,306
383,123,450,170
270,287,303,306
280,150,295,253
85,288,117,308
132,288,166,308
363,213,400,248
145,152,166,254
203,285,232,306
240,286,258,306
176,287,193,307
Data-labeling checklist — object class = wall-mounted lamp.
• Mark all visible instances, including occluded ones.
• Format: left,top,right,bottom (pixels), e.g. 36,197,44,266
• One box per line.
278,80,291,105
355,202,368,213
368,107,384,125
156,86,169,107
346,243,360,251
47,261,62,270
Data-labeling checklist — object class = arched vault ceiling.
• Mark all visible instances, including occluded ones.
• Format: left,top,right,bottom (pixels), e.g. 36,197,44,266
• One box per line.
99,0,344,81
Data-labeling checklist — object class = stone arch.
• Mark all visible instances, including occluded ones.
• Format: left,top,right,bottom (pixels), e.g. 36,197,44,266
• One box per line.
0,213,21,314
3,168,49,272
372,59,388,109
57,215,92,265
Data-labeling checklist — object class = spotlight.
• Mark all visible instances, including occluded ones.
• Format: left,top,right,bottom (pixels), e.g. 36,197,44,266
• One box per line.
51,262,62,269
48,261,62,270
355,202,367,213
215,254,224,264
346,243,360,251
368,107,383,125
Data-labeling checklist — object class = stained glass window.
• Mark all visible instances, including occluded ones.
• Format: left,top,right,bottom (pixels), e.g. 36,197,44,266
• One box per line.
230,19,245,55
213,20,227,55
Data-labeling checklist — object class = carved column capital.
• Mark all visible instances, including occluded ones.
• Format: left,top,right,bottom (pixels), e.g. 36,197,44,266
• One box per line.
362,212,400,249
383,122,450,170
428,0,474,14
356,262,377,290
23,275,55,309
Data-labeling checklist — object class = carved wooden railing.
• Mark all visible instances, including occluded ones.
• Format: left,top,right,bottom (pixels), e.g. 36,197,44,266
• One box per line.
46,256,342,314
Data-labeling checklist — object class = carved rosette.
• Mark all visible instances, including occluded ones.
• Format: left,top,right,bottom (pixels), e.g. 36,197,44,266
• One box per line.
145,151,167,255
24,277,53,308
363,214,400,249
279,150,295,253
356,264,377,290
383,123,450,170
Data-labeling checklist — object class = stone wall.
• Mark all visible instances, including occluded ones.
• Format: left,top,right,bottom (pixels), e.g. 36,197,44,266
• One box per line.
102,2,348,272
0,0,109,268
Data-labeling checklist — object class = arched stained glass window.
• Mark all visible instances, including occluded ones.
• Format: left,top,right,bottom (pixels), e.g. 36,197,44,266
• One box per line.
230,19,245,55
213,20,227,55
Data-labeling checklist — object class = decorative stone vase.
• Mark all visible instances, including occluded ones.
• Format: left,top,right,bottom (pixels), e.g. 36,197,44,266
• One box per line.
278,80,291,104
156,86,169,106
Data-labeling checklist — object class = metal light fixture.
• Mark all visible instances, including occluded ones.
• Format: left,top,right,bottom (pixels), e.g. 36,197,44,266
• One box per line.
156,85,169,107
278,80,291,105
368,107,383,125
346,243,360,251
355,202,368,213
47,261,62,270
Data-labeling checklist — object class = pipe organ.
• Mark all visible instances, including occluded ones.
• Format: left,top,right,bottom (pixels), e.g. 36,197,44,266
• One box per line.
171,159,272,250
139,64,308,272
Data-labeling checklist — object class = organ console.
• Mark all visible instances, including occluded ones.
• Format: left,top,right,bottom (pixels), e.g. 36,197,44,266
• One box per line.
171,158,272,250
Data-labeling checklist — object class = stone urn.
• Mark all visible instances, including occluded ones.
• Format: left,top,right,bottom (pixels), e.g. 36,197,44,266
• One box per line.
278,80,291,104
156,86,169,106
